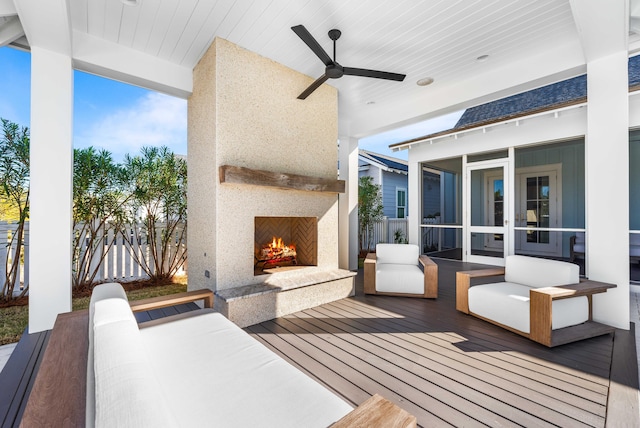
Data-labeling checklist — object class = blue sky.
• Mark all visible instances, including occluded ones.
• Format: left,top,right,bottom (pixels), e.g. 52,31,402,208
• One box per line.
0,45,460,163
0,46,187,163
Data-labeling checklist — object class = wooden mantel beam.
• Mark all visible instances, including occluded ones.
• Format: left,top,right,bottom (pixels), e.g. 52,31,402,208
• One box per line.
219,165,345,194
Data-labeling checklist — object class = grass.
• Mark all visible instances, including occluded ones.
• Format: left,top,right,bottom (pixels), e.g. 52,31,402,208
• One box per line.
0,281,188,346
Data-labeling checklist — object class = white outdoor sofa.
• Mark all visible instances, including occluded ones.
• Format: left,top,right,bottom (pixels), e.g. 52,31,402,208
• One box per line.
456,255,616,347
364,243,438,298
21,283,416,427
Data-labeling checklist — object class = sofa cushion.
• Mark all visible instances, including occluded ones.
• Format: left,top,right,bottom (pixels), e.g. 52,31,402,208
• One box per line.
87,283,129,428
376,263,424,294
139,311,353,428
504,255,579,288
376,243,419,265
93,299,177,428
468,282,589,333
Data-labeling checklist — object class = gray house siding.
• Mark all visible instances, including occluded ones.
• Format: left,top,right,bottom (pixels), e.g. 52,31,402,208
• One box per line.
382,171,408,218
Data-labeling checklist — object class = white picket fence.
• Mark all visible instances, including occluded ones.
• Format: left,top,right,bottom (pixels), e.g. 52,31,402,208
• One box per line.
1,221,187,297
363,217,409,250
0,222,28,297
362,217,445,252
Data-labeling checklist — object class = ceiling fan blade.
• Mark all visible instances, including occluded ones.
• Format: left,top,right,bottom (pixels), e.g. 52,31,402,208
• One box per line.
291,25,333,66
343,67,406,81
297,74,329,100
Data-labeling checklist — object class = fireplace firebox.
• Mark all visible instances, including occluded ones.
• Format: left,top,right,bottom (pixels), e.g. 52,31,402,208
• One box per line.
254,216,318,275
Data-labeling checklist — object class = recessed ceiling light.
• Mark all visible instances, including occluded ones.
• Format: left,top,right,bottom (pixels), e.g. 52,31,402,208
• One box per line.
416,77,434,86
121,0,140,6
476,54,489,62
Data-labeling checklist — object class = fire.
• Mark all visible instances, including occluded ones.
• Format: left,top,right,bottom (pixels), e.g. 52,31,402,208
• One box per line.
259,236,296,262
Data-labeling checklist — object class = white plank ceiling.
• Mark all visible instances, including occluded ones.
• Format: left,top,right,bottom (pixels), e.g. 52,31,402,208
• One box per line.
4,0,640,137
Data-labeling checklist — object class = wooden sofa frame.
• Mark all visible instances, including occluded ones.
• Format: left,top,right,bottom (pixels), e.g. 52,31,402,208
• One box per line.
20,289,416,428
456,268,617,347
364,253,438,298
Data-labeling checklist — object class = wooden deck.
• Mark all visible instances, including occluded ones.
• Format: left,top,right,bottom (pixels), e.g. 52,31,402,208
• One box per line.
246,260,639,427
0,259,638,427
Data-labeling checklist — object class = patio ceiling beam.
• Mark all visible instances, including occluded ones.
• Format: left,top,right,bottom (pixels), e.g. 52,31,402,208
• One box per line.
13,0,71,55
72,31,193,99
0,0,16,17
0,16,23,48
570,0,629,62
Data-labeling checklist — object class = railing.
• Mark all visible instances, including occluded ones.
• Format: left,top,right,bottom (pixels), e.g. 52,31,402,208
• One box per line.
1,221,187,297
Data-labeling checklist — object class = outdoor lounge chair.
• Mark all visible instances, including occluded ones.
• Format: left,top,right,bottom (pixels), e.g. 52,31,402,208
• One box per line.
364,243,438,298
456,255,616,347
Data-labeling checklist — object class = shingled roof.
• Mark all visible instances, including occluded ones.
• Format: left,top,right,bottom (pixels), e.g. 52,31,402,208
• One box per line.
359,150,408,173
391,54,640,148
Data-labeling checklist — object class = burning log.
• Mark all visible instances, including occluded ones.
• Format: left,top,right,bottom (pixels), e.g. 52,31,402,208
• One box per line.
256,237,297,268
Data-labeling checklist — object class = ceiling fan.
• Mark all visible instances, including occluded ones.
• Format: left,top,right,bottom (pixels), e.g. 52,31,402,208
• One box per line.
291,25,406,100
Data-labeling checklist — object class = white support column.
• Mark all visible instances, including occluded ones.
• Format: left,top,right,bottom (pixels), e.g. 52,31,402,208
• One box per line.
28,47,73,333
407,156,421,246
338,136,358,270
571,0,630,329
586,51,630,329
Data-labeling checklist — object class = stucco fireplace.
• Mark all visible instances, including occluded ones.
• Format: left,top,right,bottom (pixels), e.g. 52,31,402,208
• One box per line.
188,38,355,328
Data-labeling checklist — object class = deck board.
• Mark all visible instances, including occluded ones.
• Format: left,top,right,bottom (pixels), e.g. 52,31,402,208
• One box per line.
0,328,49,428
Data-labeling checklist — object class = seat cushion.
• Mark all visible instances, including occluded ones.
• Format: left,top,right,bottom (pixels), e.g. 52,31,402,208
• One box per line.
87,283,129,427
139,311,353,428
376,263,425,294
93,298,177,428
468,282,588,333
376,243,419,265
505,255,579,288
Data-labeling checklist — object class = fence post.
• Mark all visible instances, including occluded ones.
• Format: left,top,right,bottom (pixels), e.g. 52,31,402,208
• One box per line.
382,216,388,244
23,222,29,290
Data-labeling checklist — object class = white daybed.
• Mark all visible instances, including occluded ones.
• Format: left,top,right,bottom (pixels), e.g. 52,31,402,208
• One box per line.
21,283,416,427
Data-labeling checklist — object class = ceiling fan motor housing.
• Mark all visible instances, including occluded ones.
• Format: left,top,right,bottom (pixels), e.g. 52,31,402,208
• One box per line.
326,63,344,78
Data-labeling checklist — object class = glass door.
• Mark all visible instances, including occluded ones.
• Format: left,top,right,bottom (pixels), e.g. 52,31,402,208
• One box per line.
466,161,509,265
515,168,560,256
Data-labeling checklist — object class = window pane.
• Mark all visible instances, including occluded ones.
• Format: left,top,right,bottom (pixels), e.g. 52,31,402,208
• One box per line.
527,177,537,200
397,190,406,207
470,232,504,258
421,158,462,226
539,176,549,199
422,226,462,260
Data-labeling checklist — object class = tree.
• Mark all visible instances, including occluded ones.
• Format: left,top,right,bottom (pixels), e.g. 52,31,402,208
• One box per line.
72,147,130,289
121,146,187,281
0,119,29,300
358,175,383,255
